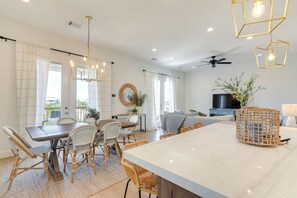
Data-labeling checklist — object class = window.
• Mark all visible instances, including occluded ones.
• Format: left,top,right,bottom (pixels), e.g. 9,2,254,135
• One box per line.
44,63,62,125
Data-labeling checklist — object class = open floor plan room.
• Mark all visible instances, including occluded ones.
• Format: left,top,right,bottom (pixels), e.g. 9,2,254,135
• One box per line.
0,0,297,197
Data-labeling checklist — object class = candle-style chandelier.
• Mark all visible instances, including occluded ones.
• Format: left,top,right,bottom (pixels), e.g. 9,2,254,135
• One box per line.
231,0,289,38
70,16,106,82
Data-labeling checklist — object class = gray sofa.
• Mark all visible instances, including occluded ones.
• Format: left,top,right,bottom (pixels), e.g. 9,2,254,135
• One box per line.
161,113,234,134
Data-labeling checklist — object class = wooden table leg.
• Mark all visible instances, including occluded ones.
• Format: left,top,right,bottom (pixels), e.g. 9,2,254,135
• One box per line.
48,139,64,181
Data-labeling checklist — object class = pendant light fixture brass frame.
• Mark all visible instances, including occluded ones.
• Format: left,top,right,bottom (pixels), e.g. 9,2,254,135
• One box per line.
70,16,106,82
231,0,289,38
255,35,289,69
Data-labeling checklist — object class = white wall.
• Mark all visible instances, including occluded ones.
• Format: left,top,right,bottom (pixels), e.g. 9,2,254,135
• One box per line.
185,53,297,115
0,17,185,158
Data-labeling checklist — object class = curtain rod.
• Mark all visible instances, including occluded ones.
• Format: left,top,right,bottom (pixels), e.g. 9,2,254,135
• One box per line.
0,35,114,64
142,69,180,79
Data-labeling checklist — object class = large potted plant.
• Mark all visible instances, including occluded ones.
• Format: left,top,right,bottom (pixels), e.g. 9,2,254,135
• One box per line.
128,91,147,113
213,73,265,107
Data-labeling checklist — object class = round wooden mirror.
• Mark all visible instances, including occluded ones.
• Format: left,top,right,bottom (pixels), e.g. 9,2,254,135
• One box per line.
119,83,138,106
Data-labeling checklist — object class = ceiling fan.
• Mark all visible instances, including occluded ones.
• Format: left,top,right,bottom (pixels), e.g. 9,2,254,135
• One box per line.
198,56,232,68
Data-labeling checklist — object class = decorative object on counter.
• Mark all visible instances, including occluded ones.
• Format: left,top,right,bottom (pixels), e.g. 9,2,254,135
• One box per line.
213,73,266,107
131,108,138,115
255,34,289,69
119,83,138,106
128,91,147,113
231,0,289,38
85,108,100,124
236,107,280,147
70,16,106,82
282,104,297,127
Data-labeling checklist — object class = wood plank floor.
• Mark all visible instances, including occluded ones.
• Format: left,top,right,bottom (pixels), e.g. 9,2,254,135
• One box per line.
0,129,163,198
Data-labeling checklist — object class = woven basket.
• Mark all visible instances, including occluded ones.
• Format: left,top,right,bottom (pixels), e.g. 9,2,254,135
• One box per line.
236,107,280,147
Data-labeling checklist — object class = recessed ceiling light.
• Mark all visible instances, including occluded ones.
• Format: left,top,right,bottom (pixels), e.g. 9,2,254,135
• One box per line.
247,36,253,40
257,53,263,57
152,48,157,52
207,27,214,32
22,0,30,2
169,57,174,60
192,66,196,69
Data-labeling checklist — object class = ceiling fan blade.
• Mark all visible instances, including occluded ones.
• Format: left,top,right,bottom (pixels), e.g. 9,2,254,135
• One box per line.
197,63,210,67
216,62,232,64
217,58,226,62
200,61,210,63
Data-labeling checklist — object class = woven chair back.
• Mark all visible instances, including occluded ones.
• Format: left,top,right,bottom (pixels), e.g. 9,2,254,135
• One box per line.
57,117,76,124
101,122,122,143
68,125,97,150
2,126,34,158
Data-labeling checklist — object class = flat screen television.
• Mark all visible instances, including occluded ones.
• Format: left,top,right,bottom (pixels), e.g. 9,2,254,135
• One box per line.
212,94,241,109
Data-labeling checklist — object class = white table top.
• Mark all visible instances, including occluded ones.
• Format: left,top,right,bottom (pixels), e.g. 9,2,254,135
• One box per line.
124,123,297,198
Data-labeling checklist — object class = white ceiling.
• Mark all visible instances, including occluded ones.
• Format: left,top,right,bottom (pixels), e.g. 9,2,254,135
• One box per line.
0,0,296,71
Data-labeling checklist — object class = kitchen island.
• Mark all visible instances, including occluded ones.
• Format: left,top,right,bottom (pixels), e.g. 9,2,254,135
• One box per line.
124,123,297,197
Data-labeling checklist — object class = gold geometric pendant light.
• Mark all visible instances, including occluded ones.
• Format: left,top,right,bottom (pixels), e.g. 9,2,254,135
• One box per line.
231,0,289,38
255,35,289,69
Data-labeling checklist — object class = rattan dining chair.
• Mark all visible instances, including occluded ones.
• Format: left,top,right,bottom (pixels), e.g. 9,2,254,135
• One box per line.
57,117,77,157
159,132,175,139
2,126,52,191
63,125,97,183
94,122,122,170
180,126,193,133
57,117,77,124
121,140,158,198
83,117,96,125
193,122,203,129
119,115,138,145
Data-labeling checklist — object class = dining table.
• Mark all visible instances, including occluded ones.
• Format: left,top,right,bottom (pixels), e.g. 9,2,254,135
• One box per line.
26,119,137,181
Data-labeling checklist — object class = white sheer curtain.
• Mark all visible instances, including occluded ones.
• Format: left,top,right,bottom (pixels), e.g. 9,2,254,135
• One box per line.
145,72,158,130
166,76,178,112
87,62,112,120
16,43,50,132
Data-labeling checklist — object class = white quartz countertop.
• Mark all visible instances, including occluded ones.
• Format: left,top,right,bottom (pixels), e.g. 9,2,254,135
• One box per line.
124,123,297,198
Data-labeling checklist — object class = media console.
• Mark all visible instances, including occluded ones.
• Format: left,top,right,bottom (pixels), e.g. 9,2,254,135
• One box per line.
209,108,237,117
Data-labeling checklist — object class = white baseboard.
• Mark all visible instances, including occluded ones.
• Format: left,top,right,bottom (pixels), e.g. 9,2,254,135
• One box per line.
0,150,13,159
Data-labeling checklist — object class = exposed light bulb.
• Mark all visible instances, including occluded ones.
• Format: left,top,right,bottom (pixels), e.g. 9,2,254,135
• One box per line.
101,69,104,73
70,60,74,67
91,65,94,69
268,53,275,61
83,57,87,62
252,0,265,18
96,64,99,69
103,62,106,66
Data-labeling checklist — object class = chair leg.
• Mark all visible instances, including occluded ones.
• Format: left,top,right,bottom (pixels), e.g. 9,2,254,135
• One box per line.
124,179,131,198
7,157,19,191
71,151,77,183
90,148,96,175
63,151,68,172
104,145,107,171
138,189,142,198
149,193,151,198
114,142,121,162
122,136,126,145
43,153,49,176
132,133,137,142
